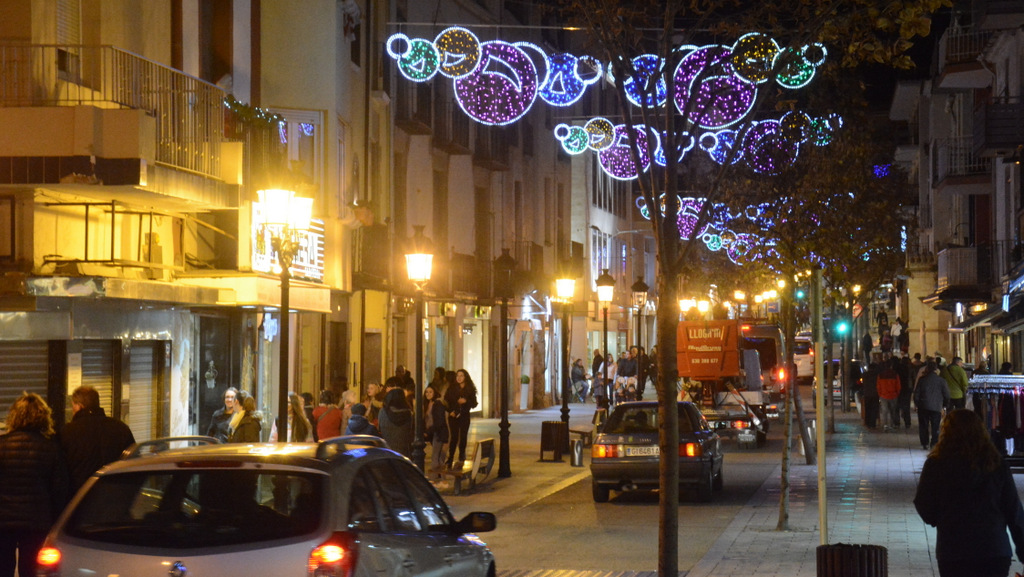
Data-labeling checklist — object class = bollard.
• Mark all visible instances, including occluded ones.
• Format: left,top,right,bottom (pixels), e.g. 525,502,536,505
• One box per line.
570,439,584,467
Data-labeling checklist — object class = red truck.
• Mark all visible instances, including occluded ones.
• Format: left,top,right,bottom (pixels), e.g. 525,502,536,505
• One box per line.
676,319,774,448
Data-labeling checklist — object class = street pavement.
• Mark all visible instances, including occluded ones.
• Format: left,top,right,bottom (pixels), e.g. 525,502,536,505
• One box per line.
440,397,1024,577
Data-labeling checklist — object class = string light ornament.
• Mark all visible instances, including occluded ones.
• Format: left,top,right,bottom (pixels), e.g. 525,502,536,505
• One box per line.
636,195,771,265
386,27,837,177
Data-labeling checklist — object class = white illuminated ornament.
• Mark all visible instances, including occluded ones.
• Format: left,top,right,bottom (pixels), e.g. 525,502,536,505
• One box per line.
386,34,440,82
454,40,538,126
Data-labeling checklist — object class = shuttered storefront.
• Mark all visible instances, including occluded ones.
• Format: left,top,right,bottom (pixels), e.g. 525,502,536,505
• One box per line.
127,342,157,442
0,342,50,423
82,340,115,415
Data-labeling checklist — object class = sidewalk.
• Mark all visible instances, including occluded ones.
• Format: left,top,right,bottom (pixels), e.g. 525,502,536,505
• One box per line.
443,400,1024,577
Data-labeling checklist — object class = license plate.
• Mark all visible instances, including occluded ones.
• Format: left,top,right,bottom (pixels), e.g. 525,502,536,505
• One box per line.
625,446,659,456
738,430,756,442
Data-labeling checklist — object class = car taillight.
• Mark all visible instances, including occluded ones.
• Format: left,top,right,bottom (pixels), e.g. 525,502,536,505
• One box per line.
36,546,61,577
308,532,357,577
592,444,619,458
732,420,749,429
679,442,702,457
777,367,786,381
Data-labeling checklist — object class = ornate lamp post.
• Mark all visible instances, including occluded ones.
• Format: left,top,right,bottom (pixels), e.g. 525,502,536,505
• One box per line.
556,273,577,424
631,277,649,349
256,189,313,439
596,269,616,403
405,226,433,471
494,249,517,477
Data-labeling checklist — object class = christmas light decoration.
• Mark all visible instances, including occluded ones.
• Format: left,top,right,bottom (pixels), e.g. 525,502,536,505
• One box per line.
454,40,539,125
554,123,590,155
598,124,651,180
730,33,780,84
387,34,441,82
674,46,757,129
621,54,667,108
539,53,602,107
434,26,481,79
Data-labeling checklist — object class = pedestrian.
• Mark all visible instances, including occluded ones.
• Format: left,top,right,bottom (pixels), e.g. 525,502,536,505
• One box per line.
344,403,380,436
571,358,588,402
378,377,413,457
0,393,68,577
424,384,449,479
914,361,951,450
849,360,864,412
647,345,659,397
444,369,478,469
861,332,873,364
430,366,447,396
271,392,313,442
999,362,1014,375
636,346,649,400
312,390,343,441
591,350,604,403
228,395,262,443
206,387,238,443
59,385,136,495
300,392,316,440
877,358,901,431
602,353,619,406
914,409,1024,577
361,381,383,425
862,360,881,429
898,355,915,429
338,389,357,435
942,356,969,410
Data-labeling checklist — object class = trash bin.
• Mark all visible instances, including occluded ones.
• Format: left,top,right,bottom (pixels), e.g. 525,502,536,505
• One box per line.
570,438,584,467
816,543,887,577
540,421,567,461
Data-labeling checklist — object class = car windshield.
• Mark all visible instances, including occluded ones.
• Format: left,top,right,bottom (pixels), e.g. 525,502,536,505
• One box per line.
603,405,695,435
743,337,779,369
793,341,812,355
63,469,326,548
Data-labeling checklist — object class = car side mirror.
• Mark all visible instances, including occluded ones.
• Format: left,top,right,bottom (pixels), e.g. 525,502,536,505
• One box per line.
454,511,496,534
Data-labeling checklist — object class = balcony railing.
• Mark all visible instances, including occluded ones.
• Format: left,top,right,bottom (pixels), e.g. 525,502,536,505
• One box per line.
938,28,993,69
973,97,1024,155
932,137,991,184
395,81,432,134
0,44,225,178
473,128,511,170
937,246,979,290
432,99,470,154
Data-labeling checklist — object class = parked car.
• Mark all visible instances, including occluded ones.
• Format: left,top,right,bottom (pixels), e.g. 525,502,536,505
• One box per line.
590,401,723,503
38,436,497,577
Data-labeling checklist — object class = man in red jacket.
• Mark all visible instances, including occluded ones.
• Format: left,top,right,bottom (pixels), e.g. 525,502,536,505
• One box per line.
877,358,902,432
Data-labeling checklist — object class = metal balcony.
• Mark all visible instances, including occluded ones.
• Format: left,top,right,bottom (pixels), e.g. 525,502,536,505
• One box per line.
473,128,511,171
973,97,1024,156
931,137,991,195
935,28,993,90
395,81,432,135
0,44,225,179
432,99,470,154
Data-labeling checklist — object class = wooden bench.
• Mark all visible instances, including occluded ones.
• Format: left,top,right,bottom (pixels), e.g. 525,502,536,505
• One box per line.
444,438,495,495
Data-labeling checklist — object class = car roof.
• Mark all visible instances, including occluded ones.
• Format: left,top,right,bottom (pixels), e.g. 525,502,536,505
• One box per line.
101,436,399,474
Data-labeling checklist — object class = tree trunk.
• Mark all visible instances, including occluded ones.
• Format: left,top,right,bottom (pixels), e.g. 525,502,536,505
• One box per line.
656,273,680,576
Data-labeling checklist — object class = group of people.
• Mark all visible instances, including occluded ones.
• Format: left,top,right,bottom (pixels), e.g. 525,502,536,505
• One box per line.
0,386,135,577
576,345,658,408
352,366,479,481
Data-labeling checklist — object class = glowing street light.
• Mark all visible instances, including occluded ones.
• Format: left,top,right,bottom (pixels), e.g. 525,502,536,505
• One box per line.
405,225,433,471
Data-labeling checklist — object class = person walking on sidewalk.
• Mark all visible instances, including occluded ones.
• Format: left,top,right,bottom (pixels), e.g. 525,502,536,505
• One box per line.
914,409,1024,577
877,359,901,431
942,356,969,410
914,361,950,450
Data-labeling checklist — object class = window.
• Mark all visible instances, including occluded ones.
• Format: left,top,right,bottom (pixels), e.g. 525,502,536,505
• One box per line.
367,461,421,532
268,108,324,202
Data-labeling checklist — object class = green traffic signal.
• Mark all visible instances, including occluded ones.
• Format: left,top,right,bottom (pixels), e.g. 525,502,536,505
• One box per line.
835,320,850,335
795,288,806,299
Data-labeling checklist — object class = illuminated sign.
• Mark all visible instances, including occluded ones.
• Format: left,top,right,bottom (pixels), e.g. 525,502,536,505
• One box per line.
251,205,325,282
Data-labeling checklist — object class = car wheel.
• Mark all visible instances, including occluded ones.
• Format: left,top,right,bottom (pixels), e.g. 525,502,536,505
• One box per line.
487,563,496,577
592,480,610,503
712,463,724,492
696,468,713,502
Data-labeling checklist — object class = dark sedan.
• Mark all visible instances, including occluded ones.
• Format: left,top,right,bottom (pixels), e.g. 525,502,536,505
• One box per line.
590,401,723,503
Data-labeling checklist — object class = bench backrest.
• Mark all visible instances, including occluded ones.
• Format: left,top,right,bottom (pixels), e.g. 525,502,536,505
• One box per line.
474,438,495,481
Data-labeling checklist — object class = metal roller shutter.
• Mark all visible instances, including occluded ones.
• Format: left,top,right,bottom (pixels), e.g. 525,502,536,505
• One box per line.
0,342,49,424
127,343,156,442
82,341,115,415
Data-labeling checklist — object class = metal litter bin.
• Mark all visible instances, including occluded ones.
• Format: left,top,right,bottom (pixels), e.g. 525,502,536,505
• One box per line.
816,543,887,577
540,421,567,461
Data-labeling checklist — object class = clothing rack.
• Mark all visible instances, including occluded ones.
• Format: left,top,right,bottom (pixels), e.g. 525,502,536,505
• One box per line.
968,375,1024,471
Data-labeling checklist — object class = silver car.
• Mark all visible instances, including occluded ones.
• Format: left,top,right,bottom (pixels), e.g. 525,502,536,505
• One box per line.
38,436,496,577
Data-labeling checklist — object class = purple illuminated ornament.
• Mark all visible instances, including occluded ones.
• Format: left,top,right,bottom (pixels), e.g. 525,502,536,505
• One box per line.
743,120,800,175
674,46,756,129
598,124,651,180
454,41,538,126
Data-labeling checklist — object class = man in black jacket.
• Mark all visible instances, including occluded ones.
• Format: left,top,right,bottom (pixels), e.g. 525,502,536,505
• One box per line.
59,386,136,494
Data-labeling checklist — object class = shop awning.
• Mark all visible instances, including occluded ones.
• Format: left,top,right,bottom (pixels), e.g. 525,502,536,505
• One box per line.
993,315,1024,335
948,307,1006,333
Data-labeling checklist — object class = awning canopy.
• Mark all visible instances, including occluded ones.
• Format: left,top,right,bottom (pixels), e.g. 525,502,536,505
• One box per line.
948,306,1006,333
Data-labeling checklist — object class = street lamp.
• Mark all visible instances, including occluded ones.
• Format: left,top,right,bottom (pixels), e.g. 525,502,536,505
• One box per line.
494,249,517,478
596,269,616,405
631,277,649,350
556,272,577,424
405,225,433,471
256,188,313,440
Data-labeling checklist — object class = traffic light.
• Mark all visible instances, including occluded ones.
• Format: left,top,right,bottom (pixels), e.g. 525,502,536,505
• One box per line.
834,319,850,336
795,287,807,300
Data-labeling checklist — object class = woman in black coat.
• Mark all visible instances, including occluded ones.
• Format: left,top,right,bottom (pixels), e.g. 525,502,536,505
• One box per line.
915,409,1024,577
444,369,478,468
0,393,69,577
378,377,413,457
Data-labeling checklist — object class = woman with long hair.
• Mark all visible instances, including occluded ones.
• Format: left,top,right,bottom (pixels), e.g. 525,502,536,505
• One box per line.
288,392,313,442
914,409,1024,576
443,369,478,469
0,393,68,577
228,395,262,443
423,384,449,479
